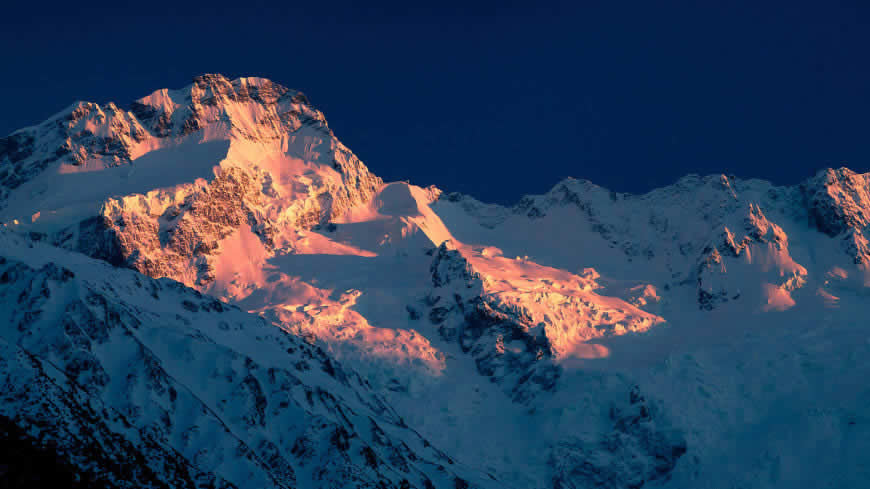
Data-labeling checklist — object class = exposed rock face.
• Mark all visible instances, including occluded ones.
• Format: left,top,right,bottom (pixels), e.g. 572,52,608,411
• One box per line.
802,167,870,264
419,242,661,403
0,234,495,489
0,101,148,200
1,74,382,286
90,165,273,287
438,169,870,311
422,243,561,403
695,202,806,310
803,168,870,236
3,74,870,489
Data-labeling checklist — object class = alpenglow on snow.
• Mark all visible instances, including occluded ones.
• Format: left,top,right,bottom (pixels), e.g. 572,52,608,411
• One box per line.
1,74,868,489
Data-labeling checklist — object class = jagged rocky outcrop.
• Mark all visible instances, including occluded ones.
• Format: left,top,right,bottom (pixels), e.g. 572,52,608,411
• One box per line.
417,242,661,403
0,233,495,489
422,243,561,403
3,74,870,489
0,101,146,200
436,169,869,310
695,202,806,310
1,74,382,287
802,167,870,264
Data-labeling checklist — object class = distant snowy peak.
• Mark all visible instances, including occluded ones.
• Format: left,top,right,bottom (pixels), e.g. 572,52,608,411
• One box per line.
445,169,862,225
509,173,762,221
447,169,869,243
435,167,870,312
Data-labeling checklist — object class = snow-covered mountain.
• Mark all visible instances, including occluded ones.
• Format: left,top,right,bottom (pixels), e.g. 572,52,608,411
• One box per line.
2,74,869,489
0,232,498,489
1,74,380,286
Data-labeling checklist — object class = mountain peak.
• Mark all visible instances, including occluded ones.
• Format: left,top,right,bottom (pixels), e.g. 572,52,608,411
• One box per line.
173,73,304,107
3,75,870,489
802,166,870,237
0,74,336,201
0,75,381,268
128,73,318,140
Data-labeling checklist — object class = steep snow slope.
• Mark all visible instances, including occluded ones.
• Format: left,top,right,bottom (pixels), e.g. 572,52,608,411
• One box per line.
3,74,870,489
0,232,498,489
427,171,870,487
204,169,870,488
185,181,686,487
1,74,381,286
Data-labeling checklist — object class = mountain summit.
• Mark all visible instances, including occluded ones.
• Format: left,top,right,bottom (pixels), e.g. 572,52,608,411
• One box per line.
1,75,869,489
1,74,381,286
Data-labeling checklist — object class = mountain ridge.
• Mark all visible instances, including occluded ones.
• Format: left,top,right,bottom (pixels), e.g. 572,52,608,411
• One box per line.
2,74,869,489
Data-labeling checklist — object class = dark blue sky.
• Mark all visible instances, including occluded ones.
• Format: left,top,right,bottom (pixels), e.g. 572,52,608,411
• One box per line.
1,1,868,204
